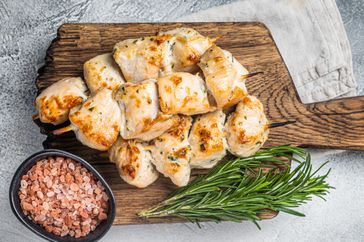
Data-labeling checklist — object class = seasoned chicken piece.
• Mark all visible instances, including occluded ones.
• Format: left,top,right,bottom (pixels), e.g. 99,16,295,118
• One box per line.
157,72,215,115
159,28,215,72
150,116,192,187
35,77,88,125
189,110,227,169
116,79,178,141
83,53,125,93
198,45,249,109
225,96,269,157
109,137,158,188
53,88,121,151
113,35,173,83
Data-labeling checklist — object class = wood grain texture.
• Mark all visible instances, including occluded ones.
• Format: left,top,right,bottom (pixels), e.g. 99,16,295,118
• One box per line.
35,23,364,225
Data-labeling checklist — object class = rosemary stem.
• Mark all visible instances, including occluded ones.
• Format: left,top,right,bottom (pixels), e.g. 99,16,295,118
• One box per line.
137,145,332,227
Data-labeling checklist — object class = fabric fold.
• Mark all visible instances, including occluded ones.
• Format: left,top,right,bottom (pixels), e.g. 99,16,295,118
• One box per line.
176,0,356,104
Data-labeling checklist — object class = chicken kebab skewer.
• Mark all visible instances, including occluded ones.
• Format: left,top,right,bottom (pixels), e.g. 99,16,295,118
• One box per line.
113,35,173,83
38,28,232,130
199,44,252,109
99,32,267,186
225,95,269,157
52,88,122,151
157,72,215,115
188,95,269,169
112,94,269,187
111,41,269,185
34,53,125,152
83,53,125,93
113,28,216,83
35,28,272,189
157,28,218,73
189,110,228,169
34,77,88,125
107,70,217,187
109,137,159,188
115,79,179,141
149,116,193,187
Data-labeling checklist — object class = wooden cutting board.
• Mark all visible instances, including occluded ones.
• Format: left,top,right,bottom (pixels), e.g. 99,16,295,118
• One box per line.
35,23,364,225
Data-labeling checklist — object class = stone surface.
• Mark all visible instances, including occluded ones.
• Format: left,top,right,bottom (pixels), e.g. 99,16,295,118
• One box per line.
0,0,363,241
337,0,364,95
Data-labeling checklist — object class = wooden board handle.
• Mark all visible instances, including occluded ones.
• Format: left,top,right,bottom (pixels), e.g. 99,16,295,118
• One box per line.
266,95,364,150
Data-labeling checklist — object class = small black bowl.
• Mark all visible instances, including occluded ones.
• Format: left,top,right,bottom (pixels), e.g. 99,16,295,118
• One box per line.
9,149,116,242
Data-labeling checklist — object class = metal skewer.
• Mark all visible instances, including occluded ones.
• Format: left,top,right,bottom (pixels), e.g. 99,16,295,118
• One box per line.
269,120,296,128
52,125,73,135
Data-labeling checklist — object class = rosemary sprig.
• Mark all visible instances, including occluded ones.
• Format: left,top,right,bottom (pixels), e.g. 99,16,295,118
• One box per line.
138,145,333,227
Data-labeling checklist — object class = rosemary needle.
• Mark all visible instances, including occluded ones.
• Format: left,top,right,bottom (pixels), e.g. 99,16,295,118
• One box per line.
138,145,333,227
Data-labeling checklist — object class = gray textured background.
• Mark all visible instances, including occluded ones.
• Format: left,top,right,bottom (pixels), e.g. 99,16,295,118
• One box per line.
1,0,363,241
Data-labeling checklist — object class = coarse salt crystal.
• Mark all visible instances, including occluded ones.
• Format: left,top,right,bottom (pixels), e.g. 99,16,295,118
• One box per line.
83,183,91,190
20,180,28,189
96,194,102,201
60,230,69,237
38,214,46,221
56,157,64,163
68,163,75,171
102,192,108,201
47,191,55,197
92,208,99,215
42,201,49,210
84,198,92,205
70,183,79,191
37,191,44,199
83,176,90,183
94,188,101,194
51,168,57,176
74,203,80,209
82,218,91,225
46,180,53,188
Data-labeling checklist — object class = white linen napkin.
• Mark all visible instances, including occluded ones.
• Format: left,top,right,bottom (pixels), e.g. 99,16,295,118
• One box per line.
177,0,356,104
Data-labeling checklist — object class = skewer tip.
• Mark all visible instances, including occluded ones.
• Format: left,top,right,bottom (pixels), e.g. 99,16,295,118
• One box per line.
32,113,39,120
210,36,221,43
52,125,73,135
240,71,263,80
269,120,296,128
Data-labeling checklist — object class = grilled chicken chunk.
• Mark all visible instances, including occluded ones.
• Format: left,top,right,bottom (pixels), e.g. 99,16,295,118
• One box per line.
35,77,88,125
189,110,227,169
109,137,158,188
54,88,121,151
225,96,269,157
158,28,215,73
113,35,173,83
116,79,178,141
83,53,125,93
157,72,215,115
199,45,249,109
150,116,192,187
